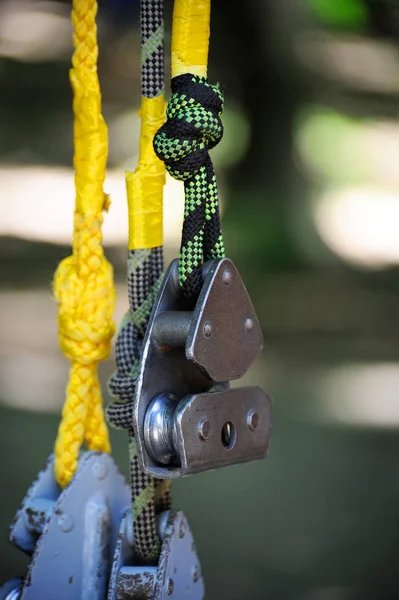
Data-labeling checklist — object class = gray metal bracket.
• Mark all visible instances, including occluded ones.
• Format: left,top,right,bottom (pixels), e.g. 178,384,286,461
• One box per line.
174,386,272,475
2,456,204,600
6,452,131,600
150,258,263,382
133,258,273,479
107,510,204,600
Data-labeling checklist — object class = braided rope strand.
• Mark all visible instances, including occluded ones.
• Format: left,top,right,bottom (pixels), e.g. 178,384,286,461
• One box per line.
53,0,115,489
141,0,164,98
154,74,225,299
107,0,168,563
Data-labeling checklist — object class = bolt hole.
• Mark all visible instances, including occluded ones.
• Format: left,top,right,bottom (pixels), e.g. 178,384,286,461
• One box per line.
247,411,259,431
221,421,236,450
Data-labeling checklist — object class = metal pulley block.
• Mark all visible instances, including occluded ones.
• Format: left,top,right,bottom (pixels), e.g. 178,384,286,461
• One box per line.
2,452,131,600
133,258,273,479
1,454,204,600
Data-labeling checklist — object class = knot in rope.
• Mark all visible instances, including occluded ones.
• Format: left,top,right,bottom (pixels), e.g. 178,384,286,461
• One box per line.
54,214,116,364
153,74,224,181
154,74,225,300
53,211,115,489
54,256,115,364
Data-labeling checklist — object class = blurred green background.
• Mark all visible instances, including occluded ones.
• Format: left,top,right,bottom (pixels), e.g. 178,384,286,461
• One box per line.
1,0,399,598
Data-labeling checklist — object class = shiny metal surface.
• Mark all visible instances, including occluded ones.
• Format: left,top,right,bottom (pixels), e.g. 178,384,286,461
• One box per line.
144,394,178,465
0,580,22,600
174,387,273,476
142,387,273,477
134,258,271,479
133,260,213,480
6,589,20,600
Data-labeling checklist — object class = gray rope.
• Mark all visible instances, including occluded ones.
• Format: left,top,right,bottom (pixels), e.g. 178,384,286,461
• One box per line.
107,0,169,564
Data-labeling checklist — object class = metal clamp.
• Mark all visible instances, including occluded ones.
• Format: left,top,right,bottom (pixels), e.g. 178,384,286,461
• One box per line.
133,258,273,479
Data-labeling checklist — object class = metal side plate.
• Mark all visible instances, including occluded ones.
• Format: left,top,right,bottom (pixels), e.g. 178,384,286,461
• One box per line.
186,258,263,382
9,455,60,554
19,452,130,600
107,510,157,600
133,260,214,480
175,386,273,476
154,511,204,600
108,511,204,600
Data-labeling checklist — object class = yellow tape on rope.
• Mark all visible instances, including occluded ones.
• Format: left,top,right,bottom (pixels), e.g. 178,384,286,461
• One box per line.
127,95,166,250
53,0,115,488
172,0,210,78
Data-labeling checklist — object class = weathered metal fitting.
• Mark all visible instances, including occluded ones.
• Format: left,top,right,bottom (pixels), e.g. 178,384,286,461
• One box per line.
133,257,273,479
23,497,55,537
108,511,204,600
5,453,130,600
143,387,272,477
115,567,157,599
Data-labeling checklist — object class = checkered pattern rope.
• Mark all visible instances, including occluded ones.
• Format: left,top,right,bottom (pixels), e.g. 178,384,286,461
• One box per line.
108,249,166,563
154,73,226,299
107,0,169,565
141,0,164,98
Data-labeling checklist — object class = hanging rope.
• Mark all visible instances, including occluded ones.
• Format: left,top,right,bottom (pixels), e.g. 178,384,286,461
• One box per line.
53,0,115,489
107,0,170,564
108,0,223,563
154,0,225,300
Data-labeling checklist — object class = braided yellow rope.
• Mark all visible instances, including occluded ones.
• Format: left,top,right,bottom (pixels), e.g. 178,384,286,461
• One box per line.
53,0,115,488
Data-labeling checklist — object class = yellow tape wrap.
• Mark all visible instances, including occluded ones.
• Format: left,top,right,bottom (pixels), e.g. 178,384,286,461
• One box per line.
127,95,166,250
53,0,115,489
172,0,210,78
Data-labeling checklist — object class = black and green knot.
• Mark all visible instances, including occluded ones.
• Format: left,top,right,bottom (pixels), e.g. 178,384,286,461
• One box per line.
153,73,226,300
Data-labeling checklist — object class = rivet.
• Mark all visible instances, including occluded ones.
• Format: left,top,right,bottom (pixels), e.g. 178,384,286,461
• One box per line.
179,520,186,538
92,461,108,480
192,565,200,583
167,578,174,596
203,322,212,337
198,420,211,441
222,270,232,285
245,318,253,332
247,411,260,431
58,513,74,533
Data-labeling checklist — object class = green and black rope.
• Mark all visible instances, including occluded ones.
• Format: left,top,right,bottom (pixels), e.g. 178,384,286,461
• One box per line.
108,1,226,565
107,0,169,565
154,74,226,299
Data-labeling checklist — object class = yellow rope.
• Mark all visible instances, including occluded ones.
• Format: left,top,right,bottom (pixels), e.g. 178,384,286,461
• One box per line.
172,0,210,78
53,0,115,488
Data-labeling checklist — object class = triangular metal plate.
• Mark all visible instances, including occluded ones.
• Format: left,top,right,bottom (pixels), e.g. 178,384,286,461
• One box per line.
186,258,263,382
